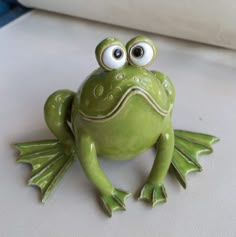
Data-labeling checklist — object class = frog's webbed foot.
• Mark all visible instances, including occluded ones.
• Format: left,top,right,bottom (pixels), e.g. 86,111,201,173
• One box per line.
138,183,167,207
171,130,219,188
100,189,130,217
14,140,76,202
138,123,173,207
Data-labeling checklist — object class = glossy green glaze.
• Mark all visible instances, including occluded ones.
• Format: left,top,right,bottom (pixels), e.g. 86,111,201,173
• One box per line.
14,36,219,217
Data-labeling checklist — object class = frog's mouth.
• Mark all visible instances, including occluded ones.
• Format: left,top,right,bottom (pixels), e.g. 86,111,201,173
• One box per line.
79,86,171,122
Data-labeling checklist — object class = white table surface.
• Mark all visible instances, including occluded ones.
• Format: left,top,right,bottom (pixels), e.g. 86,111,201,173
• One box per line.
0,10,236,237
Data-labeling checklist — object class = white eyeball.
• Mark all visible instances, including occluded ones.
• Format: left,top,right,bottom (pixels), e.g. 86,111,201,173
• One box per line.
101,45,127,70
128,42,155,67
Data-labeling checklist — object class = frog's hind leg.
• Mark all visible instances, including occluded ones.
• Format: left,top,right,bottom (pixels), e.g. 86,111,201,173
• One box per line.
14,139,75,202
14,90,76,202
170,130,219,188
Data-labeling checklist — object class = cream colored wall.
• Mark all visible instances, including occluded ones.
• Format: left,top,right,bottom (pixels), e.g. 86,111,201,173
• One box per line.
19,0,236,49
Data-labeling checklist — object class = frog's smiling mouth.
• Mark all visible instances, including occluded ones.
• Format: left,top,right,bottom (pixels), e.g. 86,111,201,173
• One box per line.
79,86,171,122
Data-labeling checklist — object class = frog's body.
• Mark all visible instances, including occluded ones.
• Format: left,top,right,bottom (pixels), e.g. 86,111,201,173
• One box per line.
15,36,218,217
72,66,173,160
74,94,165,160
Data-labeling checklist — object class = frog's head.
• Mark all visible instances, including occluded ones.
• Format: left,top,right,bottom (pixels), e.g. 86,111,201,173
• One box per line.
78,36,170,121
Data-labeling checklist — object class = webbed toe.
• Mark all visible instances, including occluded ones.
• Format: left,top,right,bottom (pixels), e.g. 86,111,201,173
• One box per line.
138,183,167,207
100,189,130,217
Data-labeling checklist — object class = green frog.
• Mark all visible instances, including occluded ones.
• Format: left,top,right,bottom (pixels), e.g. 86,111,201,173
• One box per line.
14,36,218,217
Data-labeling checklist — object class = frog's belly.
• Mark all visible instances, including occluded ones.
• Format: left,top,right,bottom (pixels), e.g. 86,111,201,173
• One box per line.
74,95,168,160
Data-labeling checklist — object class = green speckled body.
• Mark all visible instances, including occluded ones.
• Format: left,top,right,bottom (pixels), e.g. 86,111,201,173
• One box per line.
73,95,166,159
72,66,173,160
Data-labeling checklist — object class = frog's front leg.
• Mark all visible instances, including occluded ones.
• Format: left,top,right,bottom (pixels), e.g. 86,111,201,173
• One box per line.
139,122,174,206
77,134,130,217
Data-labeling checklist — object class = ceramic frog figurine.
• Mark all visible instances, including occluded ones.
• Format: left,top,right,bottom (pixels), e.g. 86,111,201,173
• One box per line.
14,36,218,217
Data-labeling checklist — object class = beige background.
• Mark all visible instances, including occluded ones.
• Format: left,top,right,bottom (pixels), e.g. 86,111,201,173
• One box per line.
0,10,236,237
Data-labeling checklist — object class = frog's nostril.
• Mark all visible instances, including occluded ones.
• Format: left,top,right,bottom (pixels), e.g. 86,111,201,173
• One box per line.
108,94,114,100
133,76,140,82
94,85,104,97
116,73,126,80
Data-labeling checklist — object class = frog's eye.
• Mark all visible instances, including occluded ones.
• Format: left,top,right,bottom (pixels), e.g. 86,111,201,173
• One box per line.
101,45,126,70
95,38,127,71
126,36,157,67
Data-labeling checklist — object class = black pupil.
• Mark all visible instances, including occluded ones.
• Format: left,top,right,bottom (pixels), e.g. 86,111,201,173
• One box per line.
113,48,123,59
132,46,144,58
